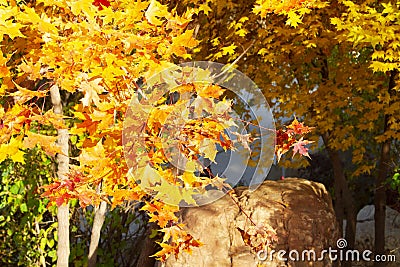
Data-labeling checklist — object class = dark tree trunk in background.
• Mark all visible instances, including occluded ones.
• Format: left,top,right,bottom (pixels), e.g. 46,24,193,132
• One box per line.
136,223,158,267
322,133,357,267
375,137,389,267
374,70,397,267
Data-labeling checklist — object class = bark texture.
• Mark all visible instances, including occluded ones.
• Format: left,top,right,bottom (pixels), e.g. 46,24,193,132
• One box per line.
322,133,357,267
374,70,397,267
50,84,70,267
136,223,159,267
88,201,108,267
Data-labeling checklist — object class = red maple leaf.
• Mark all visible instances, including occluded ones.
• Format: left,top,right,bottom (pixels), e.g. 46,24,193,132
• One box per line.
292,138,313,159
92,0,110,10
287,118,314,135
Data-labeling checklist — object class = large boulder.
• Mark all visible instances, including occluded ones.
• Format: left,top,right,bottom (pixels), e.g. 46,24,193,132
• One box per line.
165,178,339,267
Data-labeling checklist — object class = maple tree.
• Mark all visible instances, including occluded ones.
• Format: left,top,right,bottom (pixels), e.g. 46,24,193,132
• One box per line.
3,0,399,266
0,0,315,265
331,1,400,264
188,0,400,266
0,0,207,264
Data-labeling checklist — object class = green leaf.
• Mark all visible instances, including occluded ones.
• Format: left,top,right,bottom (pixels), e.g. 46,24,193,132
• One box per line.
71,135,78,145
48,250,57,261
47,238,55,248
20,203,28,213
40,238,47,251
7,228,13,236
38,201,46,213
149,229,158,238
70,198,78,207
10,183,20,194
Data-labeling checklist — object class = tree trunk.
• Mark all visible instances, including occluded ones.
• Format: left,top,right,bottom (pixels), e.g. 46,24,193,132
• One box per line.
322,133,357,267
374,138,389,267
374,70,397,267
88,201,108,267
50,84,70,267
136,223,158,267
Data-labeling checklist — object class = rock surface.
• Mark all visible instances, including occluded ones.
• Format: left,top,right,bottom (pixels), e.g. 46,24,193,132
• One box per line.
165,178,339,267
351,205,400,267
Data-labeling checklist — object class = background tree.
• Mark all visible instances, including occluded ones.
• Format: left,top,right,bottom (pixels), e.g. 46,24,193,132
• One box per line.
185,1,400,266
331,1,400,264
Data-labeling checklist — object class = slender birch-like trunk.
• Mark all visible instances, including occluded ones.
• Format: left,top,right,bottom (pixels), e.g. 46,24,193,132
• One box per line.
50,84,70,267
88,200,108,267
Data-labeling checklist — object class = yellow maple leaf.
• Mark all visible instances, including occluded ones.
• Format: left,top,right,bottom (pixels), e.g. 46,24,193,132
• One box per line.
0,21,25,40
169,30,198,57
154,179,183,205
211,37,220,47
136,164,163,189
182,171,197,187
199,138,217,162
235,28,248,37
11,150,25,163
285,11,302,28
196,84,225,98
221,44,237,55
79,77,107,107
145,0,170,26
0,136,25,164
10,82,47,104
198,3,212,15
23,132,62,157
79,141,106,165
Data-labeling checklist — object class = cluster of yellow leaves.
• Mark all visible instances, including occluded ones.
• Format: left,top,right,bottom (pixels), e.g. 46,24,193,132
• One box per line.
192,0,400,178
152,223,203,262
0,135,25,163
0,101,64,165
125,82,236,207
57,80,235,260
329,0,400,174
0,0,354,262
253,0,328,27
331,0,400,73
1,0,252,257
141,196,204,261
0,0,213,261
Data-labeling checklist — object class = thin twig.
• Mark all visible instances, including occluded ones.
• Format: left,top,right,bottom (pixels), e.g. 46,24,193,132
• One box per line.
212,40,255,80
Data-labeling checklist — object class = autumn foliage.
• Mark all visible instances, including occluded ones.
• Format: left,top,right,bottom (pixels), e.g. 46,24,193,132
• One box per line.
275,118,314,162
0,0,318,263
